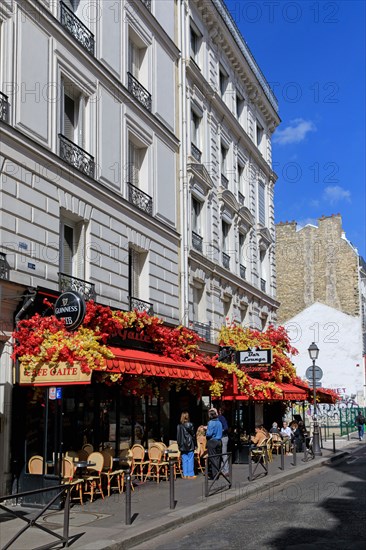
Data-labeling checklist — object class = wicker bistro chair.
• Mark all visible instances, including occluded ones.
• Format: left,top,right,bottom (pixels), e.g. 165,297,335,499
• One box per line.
130,444,149,481
145,444,169,483
166,443,182,479
28,455,44,474
83,452,105,502
194,435,207,475
61,457,84,505
100,451,124,497
266,435,273,462
271,433,283,455
82,443,94,455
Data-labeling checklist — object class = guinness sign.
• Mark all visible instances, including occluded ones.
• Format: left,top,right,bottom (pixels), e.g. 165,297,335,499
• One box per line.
54,291,86,330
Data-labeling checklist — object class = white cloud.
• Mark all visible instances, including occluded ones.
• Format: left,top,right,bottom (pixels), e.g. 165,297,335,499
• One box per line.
323,186,351,204
273,118,316,145
297,218,318,229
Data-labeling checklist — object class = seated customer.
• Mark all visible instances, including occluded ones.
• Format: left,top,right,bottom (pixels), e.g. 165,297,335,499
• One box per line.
251,425,267,447
269,422,280,434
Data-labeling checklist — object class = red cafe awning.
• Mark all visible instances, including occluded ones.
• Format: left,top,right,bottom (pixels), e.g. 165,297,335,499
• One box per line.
222,377,308,401
105,347,213,382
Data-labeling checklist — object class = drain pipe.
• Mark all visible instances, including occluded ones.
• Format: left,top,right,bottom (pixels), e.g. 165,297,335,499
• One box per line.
14,288,36,383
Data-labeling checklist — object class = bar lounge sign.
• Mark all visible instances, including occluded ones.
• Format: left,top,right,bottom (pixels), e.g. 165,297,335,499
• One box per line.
236,348,273,373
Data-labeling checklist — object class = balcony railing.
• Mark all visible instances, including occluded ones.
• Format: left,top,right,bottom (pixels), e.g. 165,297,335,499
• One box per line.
191,142,202,163
58,272,96,301
221,174,229,189
192,231,203,253
190,321,211,342
59,134,95,178
240,264,246,279
0,92,9,123
127,72,152,111
238,191,245,206
127,182,153,215
0,253,10,280
140,0,151,10
222,251,230,269
129,296,153,315
60,1,95,55
260,278,266,292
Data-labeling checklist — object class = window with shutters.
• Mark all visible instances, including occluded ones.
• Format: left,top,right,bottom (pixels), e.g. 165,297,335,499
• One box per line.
60,217,85,279
258,181,266,225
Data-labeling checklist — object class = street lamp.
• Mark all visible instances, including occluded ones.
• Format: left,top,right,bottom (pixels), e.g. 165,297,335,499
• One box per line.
308,342,322,456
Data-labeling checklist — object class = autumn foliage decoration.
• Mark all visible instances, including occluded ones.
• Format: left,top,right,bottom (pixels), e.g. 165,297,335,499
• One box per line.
209,323,298,398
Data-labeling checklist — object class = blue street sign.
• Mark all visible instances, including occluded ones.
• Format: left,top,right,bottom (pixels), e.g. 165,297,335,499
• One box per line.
56,387,62,399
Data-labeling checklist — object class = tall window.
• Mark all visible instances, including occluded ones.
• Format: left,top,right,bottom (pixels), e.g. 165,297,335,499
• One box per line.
221,144,228,176
191,110,201,149
222,220,230,252
239,232,246,262
190,25,201,63
60,218,85,278
258,181,266,225
192,284,205,322
219,67,228,98
129,39,142,80
61,79,85,147
236,92,244,119
128,140,147,188
256,121,264,149
192,197,202,234
128,246,148,301
237,163,245,202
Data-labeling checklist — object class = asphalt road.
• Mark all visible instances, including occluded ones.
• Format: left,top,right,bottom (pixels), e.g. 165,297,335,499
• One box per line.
133,444,366,550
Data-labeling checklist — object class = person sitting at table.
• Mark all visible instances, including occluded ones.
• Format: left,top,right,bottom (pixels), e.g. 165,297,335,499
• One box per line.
269,422,280,434
251,425,267,448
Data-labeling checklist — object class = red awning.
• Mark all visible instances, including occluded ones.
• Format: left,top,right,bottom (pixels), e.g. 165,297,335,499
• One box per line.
222,378,308,401
105,347,213,382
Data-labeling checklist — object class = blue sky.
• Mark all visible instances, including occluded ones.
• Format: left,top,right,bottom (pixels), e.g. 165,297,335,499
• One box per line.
225,0,366,256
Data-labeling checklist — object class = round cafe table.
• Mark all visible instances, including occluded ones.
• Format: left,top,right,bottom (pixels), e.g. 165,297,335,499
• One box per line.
74,460,96,475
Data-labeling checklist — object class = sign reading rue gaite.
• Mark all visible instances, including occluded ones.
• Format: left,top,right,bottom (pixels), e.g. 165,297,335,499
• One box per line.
54,291,86,330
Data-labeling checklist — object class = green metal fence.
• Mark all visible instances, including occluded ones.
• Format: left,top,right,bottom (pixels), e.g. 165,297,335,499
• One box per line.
339,407,366,437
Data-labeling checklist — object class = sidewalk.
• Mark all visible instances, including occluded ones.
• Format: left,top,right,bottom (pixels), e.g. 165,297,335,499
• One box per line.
0,435,362,550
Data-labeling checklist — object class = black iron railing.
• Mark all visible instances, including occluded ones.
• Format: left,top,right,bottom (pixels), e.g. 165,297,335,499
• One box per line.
127,182,153,215
222,251,230,269
0,92,9,123
60,1,95,55
190,320,211,342
59,134,95,178
129,296,153,315
260,278,266,292
127,72,152,111
240,264,246,279
59,272,96,301
238,191,245,206
221,173,229,189
191,142,202,163
140,0,151,10
0,252,9,279
192,231,203,253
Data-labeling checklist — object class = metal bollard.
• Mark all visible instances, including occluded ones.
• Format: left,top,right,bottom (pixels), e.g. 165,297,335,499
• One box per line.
280,443,285,470
346,422,350,441
332,433,336,453
320,425,323,449
248,449,253,481
204,456,209,498
292,444,297,466
169,458,175,509
63,486,71,545
125,469,132,525
228,452,232,487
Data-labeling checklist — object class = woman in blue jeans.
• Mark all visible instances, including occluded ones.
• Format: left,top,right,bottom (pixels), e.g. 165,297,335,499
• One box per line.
177,411,196,478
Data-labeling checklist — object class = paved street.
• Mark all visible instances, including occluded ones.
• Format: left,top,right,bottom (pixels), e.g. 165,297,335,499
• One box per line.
133,443,366,550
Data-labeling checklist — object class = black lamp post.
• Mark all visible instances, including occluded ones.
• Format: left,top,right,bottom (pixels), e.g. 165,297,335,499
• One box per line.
308,342,322,456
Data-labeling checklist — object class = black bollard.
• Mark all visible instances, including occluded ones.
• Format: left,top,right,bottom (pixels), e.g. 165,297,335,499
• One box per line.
292,444,297,466
169,458,175,509
280,443,285,470
125,469,132,525
204,456,209,497
63,486,71,544
320,426,323,449
347,422,350,441
248,449,253,481
332,433,336,453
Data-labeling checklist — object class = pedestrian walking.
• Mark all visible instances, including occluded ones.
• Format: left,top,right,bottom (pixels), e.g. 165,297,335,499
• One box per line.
206,408,223,479
354,410,365,441
177,411,196,478
218,407,229,475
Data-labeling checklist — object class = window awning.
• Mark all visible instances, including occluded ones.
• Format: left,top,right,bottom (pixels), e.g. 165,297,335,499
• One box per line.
105,347,213,382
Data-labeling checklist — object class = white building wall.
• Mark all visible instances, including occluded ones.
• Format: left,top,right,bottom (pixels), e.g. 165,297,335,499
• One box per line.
285,302,365,406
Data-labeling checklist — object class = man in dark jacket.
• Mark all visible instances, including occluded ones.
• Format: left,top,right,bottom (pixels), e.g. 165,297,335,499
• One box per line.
355,411,365,441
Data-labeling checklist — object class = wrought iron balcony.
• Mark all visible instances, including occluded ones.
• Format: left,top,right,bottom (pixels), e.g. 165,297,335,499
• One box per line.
58,272,96,301
190,321,211,342
140,0,151,10
129,296,153,315
260,278,266,292
222,251,230,269
60,1,95,55
59,134,95,178
192,231,203,253
0,92,9,123
240,264,246,279
221,174,229,189
191,142,202,163
127,182,153,215
0,253,10,280
238,191,245,206
127,72,152,111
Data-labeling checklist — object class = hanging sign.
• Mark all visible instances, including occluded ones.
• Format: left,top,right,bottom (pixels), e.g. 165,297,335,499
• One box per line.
54,291,86,330
236,348,273,373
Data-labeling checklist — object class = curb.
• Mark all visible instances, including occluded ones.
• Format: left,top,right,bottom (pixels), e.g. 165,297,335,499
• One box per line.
92,449,352,550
